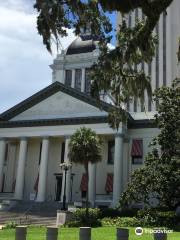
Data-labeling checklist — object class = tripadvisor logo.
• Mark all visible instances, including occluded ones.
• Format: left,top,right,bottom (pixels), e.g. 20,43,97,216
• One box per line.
135,227,143,236
135,227,173,236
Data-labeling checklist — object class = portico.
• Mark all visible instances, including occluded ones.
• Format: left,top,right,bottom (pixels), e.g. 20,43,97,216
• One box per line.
0,126,125,207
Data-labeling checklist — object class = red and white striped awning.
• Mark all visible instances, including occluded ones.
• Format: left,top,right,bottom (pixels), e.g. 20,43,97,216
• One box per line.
105,173,113,193
80,174,88,192
131,139,143,157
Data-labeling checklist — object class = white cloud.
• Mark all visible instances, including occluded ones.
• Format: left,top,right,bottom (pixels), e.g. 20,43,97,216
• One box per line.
0,1,76,113
107,43,115,50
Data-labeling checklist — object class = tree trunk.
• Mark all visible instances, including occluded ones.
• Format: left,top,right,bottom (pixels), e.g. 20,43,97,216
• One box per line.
84,162,89,225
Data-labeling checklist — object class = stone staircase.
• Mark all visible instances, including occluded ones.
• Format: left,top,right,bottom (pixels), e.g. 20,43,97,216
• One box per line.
0,193,16,211
0,201,62,226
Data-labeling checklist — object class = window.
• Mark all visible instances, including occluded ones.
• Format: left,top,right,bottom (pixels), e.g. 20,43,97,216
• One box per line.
131,139,143,164
81,191,87,199
75,69,82,91
148,63,152,111
163,12,167,86
85,69,91,94
155,24,159,90
65,70,72,87
128,12,132,28
132,157,143,164
61,142,65,163
108,140,115,164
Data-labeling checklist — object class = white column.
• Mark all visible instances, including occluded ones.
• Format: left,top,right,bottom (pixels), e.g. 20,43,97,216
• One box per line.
36,137,49,202
14,138,28,200
0,138,6,192
81,68,86,92
65,138,71,203
71,69,75,88
61,137,71,203
112,133,124,207
88,162,96,207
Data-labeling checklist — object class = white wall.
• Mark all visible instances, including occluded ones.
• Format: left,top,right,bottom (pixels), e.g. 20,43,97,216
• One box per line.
127,128,159,174
117,1,180,114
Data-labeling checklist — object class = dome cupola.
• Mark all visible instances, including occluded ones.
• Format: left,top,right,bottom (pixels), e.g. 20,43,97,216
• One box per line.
66,34,99,55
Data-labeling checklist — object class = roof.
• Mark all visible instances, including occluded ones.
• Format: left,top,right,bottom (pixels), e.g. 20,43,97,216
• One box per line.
66,35,98,55
0,81,156,129
128,119,155,129
0,81,113,121
0,116,108,128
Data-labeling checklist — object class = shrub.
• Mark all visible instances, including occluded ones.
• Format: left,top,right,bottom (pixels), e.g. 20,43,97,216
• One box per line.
101,209,180,228
4,221,17,229
101,217,139,227
66,208,101,227
137,208,179,227
119,208,139,217
137,208,158,227
100,207,138,219
100,208,121,218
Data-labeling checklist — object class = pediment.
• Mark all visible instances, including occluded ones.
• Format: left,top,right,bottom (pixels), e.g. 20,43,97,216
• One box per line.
11,91,107,121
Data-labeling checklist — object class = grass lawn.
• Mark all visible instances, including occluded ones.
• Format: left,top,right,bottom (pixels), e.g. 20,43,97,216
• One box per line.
0,227,179,240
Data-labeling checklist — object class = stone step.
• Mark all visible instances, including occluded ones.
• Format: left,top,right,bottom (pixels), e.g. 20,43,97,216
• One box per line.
0,214,56,225
0,201,61,225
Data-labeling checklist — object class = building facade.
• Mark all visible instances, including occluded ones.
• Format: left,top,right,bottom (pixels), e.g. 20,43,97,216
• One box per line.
0,1,179,208
117,0,180,115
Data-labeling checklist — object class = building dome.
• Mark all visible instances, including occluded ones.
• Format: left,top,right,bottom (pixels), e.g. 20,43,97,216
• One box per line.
66,34,99,55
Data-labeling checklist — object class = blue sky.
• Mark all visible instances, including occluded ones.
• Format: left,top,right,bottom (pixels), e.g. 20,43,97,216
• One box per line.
107,12,116,45
0,1,116,113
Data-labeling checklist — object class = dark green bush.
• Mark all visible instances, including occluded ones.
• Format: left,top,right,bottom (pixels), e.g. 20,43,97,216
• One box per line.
137,208,179,227
4,221,17,229
100,207,138,218
65,221,82,227
119,208,139,217
100,208,121,218
137,208,158,227
66,208,101,227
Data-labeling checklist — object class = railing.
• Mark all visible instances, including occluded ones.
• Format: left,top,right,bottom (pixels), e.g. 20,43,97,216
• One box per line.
19,195,54,225
19,197,37,225
19,204,34,225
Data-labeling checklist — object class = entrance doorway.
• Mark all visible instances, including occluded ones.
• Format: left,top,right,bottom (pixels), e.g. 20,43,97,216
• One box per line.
55,175,63,201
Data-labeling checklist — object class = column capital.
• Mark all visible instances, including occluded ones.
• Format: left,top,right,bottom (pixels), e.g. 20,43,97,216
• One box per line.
20,137,28,141
41,136,49,140
64,135,71,140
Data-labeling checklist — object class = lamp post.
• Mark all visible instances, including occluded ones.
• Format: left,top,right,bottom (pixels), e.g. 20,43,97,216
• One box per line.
60,162,72,210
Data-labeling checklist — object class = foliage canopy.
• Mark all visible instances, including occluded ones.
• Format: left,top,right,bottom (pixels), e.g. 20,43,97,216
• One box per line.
68,127,102,167
68,127,101,220
119,79,180,209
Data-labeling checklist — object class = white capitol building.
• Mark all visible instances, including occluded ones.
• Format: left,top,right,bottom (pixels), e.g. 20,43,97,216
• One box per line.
0,0,179,209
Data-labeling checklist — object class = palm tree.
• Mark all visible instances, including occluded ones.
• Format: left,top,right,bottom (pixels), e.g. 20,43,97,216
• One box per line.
68,127,102,221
